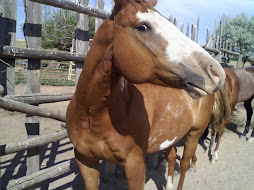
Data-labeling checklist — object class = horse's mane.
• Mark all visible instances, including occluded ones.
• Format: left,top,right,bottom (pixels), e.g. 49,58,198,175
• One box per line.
210,83,232,132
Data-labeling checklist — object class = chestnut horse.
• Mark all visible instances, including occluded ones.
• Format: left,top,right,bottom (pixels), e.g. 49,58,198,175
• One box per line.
236,66,254,142
208,67,240,164
66,0,225,189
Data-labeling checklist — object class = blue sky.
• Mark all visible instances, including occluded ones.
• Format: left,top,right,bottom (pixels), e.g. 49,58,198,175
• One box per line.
16,0,254,45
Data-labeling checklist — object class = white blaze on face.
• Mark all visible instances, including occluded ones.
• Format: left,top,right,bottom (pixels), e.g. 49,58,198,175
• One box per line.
136,10,211,64
159,137,177,150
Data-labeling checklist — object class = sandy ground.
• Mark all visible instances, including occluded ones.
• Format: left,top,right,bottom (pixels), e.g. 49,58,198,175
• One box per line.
0,84,254,190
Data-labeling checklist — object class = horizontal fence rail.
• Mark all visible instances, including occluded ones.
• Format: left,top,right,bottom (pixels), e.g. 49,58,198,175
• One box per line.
203,46,241,56
219,48,240,56
0,97,66,122
0,46,86,62
0,130,68,156
5,92,74,104
30,0,110,19
6,159,77,190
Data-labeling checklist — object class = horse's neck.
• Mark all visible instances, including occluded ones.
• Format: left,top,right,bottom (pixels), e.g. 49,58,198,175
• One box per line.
75,18,119,116
76,44,116,113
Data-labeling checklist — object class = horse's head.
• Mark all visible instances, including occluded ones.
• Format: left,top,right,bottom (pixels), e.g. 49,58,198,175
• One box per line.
112,0,225,99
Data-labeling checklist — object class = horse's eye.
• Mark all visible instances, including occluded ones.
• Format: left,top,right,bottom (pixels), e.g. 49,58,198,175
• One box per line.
136,24,149,31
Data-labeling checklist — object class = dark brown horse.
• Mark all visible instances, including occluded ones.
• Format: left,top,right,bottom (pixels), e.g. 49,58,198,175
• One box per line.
66,0,225,189
242,55,254,67
236,66,254,142
208,67,240,164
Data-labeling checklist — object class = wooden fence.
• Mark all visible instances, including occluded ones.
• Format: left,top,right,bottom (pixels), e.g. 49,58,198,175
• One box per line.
0,1,246,189
203,18,242,68
0,0,107,189
168,15,243,68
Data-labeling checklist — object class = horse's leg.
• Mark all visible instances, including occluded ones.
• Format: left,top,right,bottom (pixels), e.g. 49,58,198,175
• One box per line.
165,146,177,190
124,151,146,190
176,130,202,190
75,149,100,190
240,97,253,139
189,153,197,172
249,128,254,142
209,128,216,151
201,125,209,140
211,130,223,164
248,97,254,142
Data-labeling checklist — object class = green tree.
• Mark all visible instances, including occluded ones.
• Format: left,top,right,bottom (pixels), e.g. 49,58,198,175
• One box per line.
42,6,95,51
217,13,254,54
89,16,95,39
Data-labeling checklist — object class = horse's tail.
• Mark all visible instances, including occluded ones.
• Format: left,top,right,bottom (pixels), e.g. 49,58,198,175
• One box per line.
210,84,232,133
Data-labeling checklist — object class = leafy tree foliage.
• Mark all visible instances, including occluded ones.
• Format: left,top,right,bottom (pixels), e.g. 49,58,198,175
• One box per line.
42,6,95,51
218,13,254,54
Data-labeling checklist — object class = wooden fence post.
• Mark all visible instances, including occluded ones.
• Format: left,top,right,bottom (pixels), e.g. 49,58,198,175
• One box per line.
0,0,17,96
228,42,232,63
237,55,243,68
196,15,199,44
95,0,104,32
225,41,228,63
23,0,42,178
169,15,173,23
180,23,184,33
191,24,196,41
222,41,226,64
75,0,89,85
173,18,177,27
206,29,210,46
219,20,222,50
186,23,189,37
68,39,75,80
216,36,220,49
212,17,216,48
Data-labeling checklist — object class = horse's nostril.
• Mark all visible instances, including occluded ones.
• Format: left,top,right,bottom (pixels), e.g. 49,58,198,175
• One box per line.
206,61,226,92
208,63,220,78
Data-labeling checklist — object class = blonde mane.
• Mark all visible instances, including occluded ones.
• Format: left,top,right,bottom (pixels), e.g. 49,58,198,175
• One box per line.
210,82,232,132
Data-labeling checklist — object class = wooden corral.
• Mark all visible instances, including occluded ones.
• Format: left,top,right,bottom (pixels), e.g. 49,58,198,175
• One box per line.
0,0,248,189
0,0,106,189
168,15,243,68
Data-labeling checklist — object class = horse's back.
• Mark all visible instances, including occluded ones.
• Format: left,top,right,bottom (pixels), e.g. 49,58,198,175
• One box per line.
234,66,254,102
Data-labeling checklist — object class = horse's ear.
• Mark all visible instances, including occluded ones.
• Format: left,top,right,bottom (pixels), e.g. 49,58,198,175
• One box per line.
147,0,158,7
113,0,128,12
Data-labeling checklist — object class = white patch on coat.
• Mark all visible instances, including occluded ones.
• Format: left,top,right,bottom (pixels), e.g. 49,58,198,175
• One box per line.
166,104,171,111
159,137,177,150
209,135,216,150
166,175,174,190
148,136,157,144
136,10,211,64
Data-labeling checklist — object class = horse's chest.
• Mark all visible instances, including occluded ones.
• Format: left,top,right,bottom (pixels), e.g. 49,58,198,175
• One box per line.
147,102,193,153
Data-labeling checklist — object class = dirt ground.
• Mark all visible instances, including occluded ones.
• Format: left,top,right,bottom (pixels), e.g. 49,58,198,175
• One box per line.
0,82,254,190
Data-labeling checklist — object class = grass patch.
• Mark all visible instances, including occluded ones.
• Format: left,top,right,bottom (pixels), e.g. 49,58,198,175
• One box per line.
41,78,75,86
16,39,26,48
15,72,75,86
15,72,27,84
